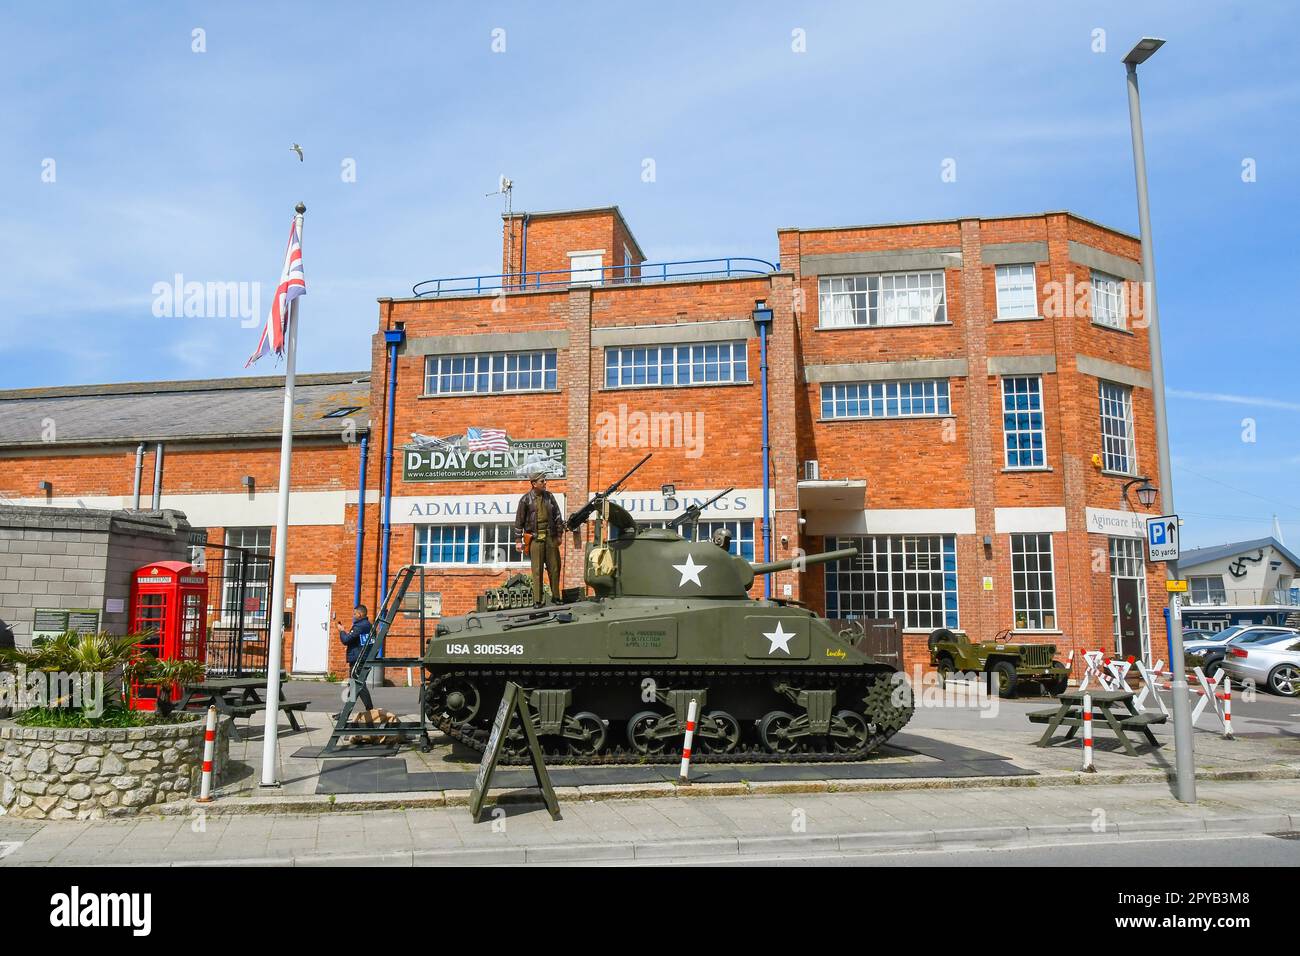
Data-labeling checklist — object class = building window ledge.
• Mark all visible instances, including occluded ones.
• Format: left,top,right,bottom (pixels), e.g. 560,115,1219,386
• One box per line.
1001,466,1053,474
419,388,562,400
1009,629,1064,636
817,414,952,424
1100,469,1140,479
815,321,955,332
993,315,1045,323
1089,320,1135,336
598,380,753,393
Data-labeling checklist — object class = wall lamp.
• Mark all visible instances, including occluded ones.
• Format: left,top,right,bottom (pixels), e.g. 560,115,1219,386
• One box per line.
241,475,255,493
1122,476,1159,509
37,480,52,493
661,483,678,512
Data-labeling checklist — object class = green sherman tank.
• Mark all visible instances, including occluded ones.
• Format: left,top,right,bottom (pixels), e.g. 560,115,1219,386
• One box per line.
421,504,914,764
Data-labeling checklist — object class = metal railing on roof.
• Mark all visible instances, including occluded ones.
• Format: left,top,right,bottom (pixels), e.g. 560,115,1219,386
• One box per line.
411,256,778,298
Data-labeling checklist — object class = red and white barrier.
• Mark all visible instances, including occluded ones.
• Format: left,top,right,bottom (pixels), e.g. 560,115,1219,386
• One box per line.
1081,693,1095,772
678,698,697,785
197,705,217,803
1146,665,1235,738
1078,650,1126,692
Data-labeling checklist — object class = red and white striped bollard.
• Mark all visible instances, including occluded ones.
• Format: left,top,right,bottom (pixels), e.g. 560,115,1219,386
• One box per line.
197,705,217,803
1082,692,1095,773
679,698,698,785
1221,676,1234,740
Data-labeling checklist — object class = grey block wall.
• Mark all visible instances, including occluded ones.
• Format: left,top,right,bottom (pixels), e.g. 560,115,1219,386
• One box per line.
0,507,192,647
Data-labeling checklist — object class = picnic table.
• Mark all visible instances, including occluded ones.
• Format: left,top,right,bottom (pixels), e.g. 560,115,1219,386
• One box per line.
1027,689,1167,757
177,674,309,740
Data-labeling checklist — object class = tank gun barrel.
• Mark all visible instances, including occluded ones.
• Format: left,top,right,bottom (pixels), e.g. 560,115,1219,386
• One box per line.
750,547,858,576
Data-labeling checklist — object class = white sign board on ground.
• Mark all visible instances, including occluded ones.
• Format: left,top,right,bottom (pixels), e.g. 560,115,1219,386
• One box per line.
1146,514,1179,563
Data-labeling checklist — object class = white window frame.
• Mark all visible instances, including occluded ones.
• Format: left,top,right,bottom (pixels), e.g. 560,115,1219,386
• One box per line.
1098,380,1137,475
1000,375,1047,469
823,535,959,630
604,342,749,388
820,379,951,420
568,250,604,284
994,263,1038,320
1189,575,1227,606
1090,269,1127,330
414,523,525,567
1010,533,1057,631
220,527,272,628
817,271,948,328
424,350,557,396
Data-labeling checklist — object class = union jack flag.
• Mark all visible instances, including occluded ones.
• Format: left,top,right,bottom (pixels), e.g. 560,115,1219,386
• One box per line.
466,427,508,451
246,217,306,367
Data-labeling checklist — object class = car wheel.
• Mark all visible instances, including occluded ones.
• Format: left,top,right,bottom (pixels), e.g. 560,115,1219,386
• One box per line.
987,661,1018,698
1203,657,1222,678
1268,664,1300,698
936,653,956,685
1045,674,1070,696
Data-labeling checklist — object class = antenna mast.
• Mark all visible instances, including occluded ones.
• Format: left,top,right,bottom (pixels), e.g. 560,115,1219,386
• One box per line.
488,175,515,281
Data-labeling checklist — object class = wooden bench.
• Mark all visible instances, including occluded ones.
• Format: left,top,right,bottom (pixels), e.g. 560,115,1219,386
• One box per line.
1029,689,1166,757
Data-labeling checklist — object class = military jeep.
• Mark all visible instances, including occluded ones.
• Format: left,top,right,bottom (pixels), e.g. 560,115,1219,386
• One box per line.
927,628,1070,698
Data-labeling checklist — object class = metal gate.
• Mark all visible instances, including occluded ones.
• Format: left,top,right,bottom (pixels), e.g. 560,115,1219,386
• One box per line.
202,546,273,676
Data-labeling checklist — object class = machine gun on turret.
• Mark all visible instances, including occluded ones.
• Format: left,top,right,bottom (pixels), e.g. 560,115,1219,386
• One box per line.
565,453,652,533
668,487,734,537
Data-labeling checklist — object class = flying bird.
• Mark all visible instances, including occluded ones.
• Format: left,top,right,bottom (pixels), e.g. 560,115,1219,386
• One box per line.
289,143,304,162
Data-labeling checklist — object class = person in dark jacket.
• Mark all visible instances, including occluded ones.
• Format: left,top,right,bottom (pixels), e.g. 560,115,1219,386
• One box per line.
514,474,565,606
338,605,374,711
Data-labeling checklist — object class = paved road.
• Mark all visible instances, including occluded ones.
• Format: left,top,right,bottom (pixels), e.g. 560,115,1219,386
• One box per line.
658,832,1300,867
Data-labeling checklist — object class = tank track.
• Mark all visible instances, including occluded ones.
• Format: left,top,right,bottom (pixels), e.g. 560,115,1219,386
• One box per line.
423,666,914,766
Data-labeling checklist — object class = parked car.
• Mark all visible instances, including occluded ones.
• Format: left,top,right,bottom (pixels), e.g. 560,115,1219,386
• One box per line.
1221,634,1300,697
1183,628,1220,643
1184,625,1299,677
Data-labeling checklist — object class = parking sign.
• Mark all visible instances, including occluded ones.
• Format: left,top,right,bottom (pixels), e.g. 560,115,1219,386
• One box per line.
1146,514,1179,562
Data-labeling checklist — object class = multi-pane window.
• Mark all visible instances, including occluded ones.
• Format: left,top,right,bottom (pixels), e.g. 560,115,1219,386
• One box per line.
1001,376,1046,468
1189,576,1227,606
1090,270,1127,330
604,342,748,388
995,264,1038,320
818,272,947,328
221,527,272,627
1011,533,1057,630
1109,537,1150,650
1098,381,1136,474
424,351,557,395
414,523,522,565
821,380,950,420
630,519,757,561
823,535,959,630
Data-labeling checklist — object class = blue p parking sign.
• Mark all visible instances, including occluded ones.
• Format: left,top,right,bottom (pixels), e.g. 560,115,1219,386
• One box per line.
1146,514,1179,562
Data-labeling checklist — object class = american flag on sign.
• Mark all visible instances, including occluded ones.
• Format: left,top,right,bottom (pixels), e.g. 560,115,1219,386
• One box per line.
246,218,306,367
466,427,508,451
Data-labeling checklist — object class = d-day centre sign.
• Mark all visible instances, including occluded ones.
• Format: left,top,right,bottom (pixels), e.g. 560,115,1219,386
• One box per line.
403,438,566,482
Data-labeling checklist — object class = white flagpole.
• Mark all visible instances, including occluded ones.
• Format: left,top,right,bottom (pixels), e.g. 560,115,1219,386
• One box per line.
260,202,305,788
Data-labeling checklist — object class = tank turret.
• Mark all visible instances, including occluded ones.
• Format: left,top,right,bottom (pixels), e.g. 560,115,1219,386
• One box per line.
585,525,857,598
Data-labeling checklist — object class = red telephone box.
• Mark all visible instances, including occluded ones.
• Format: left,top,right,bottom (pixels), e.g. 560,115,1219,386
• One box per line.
127,561,208,711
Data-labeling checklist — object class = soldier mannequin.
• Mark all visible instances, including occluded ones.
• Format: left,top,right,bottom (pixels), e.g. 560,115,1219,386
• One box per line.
514,474,564,606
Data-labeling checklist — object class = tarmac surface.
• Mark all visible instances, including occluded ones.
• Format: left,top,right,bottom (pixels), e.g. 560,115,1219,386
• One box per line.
1,677,1297,866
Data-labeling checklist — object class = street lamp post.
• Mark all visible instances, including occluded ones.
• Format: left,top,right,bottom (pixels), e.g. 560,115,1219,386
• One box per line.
1124,36,1196,804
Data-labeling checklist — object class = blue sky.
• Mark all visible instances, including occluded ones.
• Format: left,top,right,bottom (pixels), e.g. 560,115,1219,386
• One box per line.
1,1,1297,548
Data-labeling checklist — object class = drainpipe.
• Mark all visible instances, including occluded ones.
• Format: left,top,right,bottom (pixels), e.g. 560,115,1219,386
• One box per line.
353,434,369,609
132,442,145,509
519,213,530,287
752,301,774,599
379,325,406,612
151,442,164,510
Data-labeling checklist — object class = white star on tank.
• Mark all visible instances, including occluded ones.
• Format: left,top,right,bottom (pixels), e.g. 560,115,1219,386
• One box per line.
763,622,795,655
671,553,707,587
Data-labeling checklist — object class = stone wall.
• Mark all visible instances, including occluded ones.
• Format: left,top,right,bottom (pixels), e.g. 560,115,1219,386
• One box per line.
0,506,192,647
0,715,229,820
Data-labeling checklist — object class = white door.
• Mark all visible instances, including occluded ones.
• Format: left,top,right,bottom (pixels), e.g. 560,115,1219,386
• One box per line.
292,583,332,673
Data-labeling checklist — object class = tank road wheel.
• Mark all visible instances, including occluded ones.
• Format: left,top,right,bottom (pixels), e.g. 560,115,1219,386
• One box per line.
627,711,671,755
564,711,608,756
429,678,482,727
698,710,741,755
831,710,870,755
758,710,799,754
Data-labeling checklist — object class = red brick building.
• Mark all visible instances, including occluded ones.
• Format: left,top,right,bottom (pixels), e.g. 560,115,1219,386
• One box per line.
1,204,1170,677
367,205,1169,673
